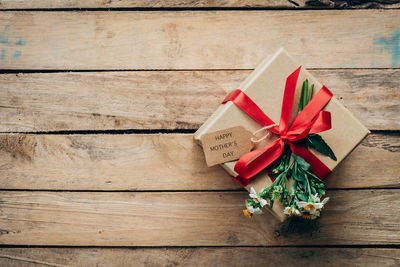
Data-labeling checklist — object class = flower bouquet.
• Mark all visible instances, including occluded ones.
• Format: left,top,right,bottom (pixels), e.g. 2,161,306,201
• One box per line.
244,79,334,220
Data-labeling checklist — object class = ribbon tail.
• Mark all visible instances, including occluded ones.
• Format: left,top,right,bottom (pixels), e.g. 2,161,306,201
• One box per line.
278,66,302,134
289,143,331,180
289,86,333,133
234,138,284,181
309,111,331,134
287,111,332,142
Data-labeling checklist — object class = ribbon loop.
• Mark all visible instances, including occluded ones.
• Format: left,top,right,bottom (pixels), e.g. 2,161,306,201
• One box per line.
222,89,276,127
222,66,333,186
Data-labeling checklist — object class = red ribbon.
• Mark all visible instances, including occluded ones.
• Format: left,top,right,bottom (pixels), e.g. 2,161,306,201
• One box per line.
222,66,333,187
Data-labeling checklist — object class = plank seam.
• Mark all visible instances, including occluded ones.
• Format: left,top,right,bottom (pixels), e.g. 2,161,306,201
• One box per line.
0,68,399,74
0,245,398,249
0,188,398,192
0,7,398,12
0,129,197,135
0,130,398,135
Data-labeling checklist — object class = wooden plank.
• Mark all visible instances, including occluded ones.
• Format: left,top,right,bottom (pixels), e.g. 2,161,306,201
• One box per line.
0,133,398,190
0,0,294,9
0,190,398,246
0,247,399,267
0,0,398,9
1,69,398,131
0,11,398,69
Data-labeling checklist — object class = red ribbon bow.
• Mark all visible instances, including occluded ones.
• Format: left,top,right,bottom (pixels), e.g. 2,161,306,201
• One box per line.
222,66,333,187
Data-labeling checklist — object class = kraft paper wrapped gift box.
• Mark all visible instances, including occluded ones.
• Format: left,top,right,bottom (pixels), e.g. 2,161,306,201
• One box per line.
193,48,370,221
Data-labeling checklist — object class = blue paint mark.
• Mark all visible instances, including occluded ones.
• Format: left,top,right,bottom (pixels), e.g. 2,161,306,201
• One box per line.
0,25,25,61
0,25,10,44
12,50,21,60
16,39,25,46
374,29,400,67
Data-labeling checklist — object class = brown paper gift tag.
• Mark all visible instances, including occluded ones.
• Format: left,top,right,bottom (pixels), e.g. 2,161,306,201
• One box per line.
200,126,253,167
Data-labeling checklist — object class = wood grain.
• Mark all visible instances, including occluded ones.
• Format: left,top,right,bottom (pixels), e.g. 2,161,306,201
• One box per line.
1,69,398,132
0,3,398,265
0,190,399,246
0,247,399,267
0,133,398,190
0,0,398,9
0,11,399,69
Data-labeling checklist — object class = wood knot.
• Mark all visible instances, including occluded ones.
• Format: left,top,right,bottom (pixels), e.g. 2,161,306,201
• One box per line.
0,135,37,161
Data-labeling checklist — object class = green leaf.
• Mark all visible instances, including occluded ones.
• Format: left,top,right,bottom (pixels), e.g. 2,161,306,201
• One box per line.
308,84,314,103
306,170,324,183
247,199,255,207
307,134,337,161
292,154,311,171
298,181,305,189
270,199,274,208
292,173,304,182
311,186,316,195
298,81,306,112
303,80,309,108
297,193,307,201
291,180,297,194
299,84,304,112
299,80,308,112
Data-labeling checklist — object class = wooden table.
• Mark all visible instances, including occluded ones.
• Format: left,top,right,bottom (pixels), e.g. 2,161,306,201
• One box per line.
0,1,399,266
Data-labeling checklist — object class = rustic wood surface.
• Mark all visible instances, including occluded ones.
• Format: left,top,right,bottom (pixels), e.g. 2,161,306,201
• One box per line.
1,69,399,131
0,0,399,9
1,247,399,267
1,190,399,246
0,11,399,70
0,133,398,190
0,3,399,267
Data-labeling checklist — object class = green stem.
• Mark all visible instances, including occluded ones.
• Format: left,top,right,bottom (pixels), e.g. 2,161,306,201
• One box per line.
305,173,312,199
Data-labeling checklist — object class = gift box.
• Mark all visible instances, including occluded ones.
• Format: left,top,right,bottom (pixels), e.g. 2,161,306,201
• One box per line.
194,48,370,221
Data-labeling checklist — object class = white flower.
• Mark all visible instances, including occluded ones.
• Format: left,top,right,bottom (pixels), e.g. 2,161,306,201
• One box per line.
249,187,268,207
311,193,321,203
297,201,319,214
297,195,329,214
249,187,258,198
312,194,329,205
310,210,320,220
248,205,263,215
244,199,264,216
284,206,301,216
258,198,268,207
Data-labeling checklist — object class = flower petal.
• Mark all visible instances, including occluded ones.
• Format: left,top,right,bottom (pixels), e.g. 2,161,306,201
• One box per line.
312,194,320,202
259,198,268,207
250,187,257,195
297,201,308,208
314,203,324,209
284,207,290,215
253,208,263,215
